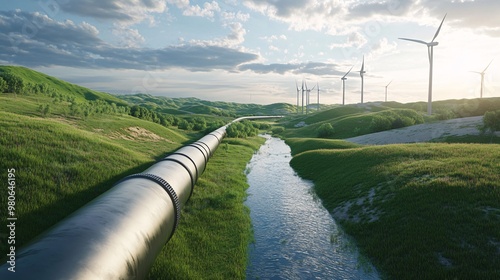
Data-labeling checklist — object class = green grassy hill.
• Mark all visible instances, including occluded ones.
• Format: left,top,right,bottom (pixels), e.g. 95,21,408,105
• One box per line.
118,93,297,117
0,65,127,105
279,98,500,140
0,65,267,279
288,141,500,279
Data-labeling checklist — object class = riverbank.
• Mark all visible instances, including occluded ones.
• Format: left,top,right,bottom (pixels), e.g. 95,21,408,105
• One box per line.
287,139,500,279
246,135,379,279
147,137,266,279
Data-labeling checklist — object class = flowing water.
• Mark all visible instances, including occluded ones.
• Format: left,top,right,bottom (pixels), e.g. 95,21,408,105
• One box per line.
245,135,380,279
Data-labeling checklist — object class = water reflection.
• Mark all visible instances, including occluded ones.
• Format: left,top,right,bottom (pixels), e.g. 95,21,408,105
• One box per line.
245,135,379,280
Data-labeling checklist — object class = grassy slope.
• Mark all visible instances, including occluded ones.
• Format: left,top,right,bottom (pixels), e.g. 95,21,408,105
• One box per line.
118,93,297,116
281,98,500,140
287,141,500,279
0,67,267,277
0,65,127,105
283,108,422,139
285,138,362,156
148,137,265,279
0,111,154,254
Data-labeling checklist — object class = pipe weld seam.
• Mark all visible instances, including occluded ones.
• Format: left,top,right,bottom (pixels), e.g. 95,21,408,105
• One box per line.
185,144,208,169
118,173,181,240
157,158,195,200
165,152,199,181
196,141,212,158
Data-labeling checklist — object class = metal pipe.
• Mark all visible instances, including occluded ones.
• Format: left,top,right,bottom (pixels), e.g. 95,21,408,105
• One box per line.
0,116,281,280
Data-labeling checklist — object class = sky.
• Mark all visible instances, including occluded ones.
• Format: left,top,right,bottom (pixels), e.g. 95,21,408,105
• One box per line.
1,0,500,105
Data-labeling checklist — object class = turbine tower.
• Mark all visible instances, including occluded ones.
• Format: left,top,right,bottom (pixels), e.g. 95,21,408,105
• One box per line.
471,60,493,98
399,14,447,115
295,81,300,113
385,80,393,102
305,81,316,114
301,80,305,114
341,65,354,105
358,56,366,104
316,83,320,110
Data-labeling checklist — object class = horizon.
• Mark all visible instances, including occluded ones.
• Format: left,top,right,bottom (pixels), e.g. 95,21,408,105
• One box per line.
1,1,500,105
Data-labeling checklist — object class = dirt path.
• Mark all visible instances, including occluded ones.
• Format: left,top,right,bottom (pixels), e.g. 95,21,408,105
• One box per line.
345,116,485,145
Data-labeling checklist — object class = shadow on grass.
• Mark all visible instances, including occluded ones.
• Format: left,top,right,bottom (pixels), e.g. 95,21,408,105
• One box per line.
0,161,154,262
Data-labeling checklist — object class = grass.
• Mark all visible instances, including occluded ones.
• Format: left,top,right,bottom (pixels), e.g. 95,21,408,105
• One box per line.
0,111,154,255
431,133,500,144
282,108,423,139
147,136,265,279
0,67,272,278
0,65,127,105
285,138,362,156
287,141,500,279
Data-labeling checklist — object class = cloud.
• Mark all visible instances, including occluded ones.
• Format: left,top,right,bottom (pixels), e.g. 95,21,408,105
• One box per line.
239,61,344,76
221,11,250,22
244,0,500,37
57,0,167,24
259,34,287,42
0,10,258,71
368,37,398,58
190,21,247,47
329,32,368,49
112,28,146,47
243,0,348,32
182,1,221,18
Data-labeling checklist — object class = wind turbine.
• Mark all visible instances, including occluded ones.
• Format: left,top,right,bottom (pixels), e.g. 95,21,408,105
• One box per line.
316,83,320,110
385,80,393,102
399,14,447,115
341,65,354,105
301,80,305,114
471,60,493,98
358,55,366,104
295,81,299,111
305,81,316,114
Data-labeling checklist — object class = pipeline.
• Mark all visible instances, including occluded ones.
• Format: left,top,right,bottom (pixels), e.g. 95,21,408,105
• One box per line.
0,116,282,280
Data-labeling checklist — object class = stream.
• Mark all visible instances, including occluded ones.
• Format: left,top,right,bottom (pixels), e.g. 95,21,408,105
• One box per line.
245,135,380,279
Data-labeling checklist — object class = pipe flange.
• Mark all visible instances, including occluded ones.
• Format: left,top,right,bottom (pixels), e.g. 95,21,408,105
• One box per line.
118,173,181,241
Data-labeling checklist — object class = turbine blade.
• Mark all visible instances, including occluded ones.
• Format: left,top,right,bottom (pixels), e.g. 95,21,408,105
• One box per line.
343,65,354,78
483,59,494,73
311,85,316,91
432,14,447,43
399,38,429,45
387,80,393,87
360,55,365,72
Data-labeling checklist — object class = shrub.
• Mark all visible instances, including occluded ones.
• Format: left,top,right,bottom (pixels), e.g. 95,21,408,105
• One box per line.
272,126,285,135
1,73,25,94
370,116,392,132
391,117,414,129
0,77,7,93
483,110,500,132
317,123,335,138
226,121,258,138
178,119,193,130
